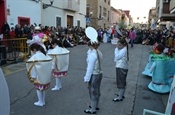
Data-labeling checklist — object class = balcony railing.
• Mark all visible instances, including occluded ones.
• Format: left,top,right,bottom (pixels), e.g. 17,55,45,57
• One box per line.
63,0,79,12
170,0,175,13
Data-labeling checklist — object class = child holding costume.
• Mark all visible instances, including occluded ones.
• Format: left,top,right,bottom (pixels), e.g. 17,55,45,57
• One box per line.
26,43,52,106
113,38,129,102
47,39,70,91
84,27,103,114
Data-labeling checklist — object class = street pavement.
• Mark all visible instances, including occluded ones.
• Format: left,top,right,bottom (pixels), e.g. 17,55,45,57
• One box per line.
1,43,169,115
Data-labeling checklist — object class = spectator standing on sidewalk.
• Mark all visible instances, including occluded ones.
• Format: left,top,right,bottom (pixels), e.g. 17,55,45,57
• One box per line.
84,27,103,114
15,24,23,38
1,21,10,36
1,21,10,46
129,28,135,48
113,38,129,102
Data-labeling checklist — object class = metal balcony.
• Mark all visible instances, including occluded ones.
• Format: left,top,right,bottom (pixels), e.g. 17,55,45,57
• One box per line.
63,0,80,12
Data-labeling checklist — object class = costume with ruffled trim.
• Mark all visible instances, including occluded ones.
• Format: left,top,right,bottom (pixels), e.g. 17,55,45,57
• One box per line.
48,45,70,77
26,51,52,91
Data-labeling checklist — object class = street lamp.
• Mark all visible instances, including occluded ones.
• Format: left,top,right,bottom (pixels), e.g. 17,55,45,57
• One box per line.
43,0,54,9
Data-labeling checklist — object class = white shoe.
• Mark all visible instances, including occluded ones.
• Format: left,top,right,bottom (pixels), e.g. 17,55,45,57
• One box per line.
51,86,61,91
34,101,44,107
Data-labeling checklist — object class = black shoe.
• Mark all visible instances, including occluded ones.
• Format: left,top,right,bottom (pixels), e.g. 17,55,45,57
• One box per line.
112,98,123,102
84,109,96,114
89,106,99,110
116,94,125,99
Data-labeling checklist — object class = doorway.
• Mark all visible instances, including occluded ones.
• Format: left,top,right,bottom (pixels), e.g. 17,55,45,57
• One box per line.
0,0,6,34
67,15,73,27
18,17,30,27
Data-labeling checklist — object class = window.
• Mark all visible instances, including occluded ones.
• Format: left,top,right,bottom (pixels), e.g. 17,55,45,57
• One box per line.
103,7,106,17
163,0,168,3
56,17,61,27
108,11,109,21
108,0,110,5
99,6,102,18
77,20,80,27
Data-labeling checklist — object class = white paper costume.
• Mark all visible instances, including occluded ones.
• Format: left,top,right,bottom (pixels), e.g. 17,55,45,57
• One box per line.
0,68,10,115
48,45,70,91
26,51,52,106
26,52,52,88
84,27,103,114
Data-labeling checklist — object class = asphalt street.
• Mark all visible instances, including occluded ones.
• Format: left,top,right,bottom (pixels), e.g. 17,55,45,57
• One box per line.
2,43,169,115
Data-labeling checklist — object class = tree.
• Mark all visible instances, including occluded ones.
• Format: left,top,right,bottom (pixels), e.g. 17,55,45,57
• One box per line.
118,19,127,29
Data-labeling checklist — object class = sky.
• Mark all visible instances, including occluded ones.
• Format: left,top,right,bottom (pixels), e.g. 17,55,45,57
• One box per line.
111,0,156,23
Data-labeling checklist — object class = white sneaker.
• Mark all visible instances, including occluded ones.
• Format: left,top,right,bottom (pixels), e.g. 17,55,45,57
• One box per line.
34,101,44,107
51,86,61,91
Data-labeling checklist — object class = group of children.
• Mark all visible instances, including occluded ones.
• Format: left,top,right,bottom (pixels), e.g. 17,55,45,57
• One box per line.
26,26,129,114
26,26,70,107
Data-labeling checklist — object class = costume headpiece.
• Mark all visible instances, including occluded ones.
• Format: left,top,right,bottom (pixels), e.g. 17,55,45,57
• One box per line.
34,26,41,31
85,27,98,44
26,34,47,51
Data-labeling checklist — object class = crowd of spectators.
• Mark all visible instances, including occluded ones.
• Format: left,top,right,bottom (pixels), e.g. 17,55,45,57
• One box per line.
1,21,175,51
1,22,90,48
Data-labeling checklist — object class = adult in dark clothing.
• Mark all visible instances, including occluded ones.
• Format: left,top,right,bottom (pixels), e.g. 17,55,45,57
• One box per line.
1,22,10,46
1,21,10,35
15,24,22,38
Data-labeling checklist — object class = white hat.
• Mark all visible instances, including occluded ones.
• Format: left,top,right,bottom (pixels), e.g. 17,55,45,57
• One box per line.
34,26,41,30
26,35,47,51
85,27,98,43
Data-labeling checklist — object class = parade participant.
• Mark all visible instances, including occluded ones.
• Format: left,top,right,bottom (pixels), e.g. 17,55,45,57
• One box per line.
84,27,103,114
113,38,129,102
47,39,70,91
26,43,52,107
148,44,171,93
27,26,47,52
142,43,164,77
0,68,10,115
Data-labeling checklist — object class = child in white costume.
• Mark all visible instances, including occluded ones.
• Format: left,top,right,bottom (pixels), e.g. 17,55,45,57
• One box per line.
84,27,103,114
26,43,52,107
48,39,70,91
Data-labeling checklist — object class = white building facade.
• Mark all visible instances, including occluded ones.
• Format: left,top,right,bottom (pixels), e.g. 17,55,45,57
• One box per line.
42,0,86,28
6,0,41,28
6,0,86,28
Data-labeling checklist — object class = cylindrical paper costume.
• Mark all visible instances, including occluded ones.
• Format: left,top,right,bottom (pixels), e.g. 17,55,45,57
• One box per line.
0,68,10,115
48,45,70,77
26,52,52,90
